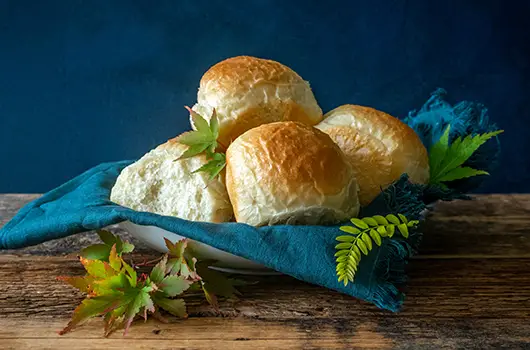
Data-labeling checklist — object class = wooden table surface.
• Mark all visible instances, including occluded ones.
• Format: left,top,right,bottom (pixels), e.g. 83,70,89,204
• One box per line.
1,194,529,349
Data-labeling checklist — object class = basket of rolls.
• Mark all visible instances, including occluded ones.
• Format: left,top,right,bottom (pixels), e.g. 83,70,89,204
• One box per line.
0,56,503,312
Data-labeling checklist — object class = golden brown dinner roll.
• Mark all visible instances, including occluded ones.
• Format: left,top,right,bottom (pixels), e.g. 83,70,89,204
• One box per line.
225,121,360,226
110,137,233,223
192,56,323,148
316,105,429,205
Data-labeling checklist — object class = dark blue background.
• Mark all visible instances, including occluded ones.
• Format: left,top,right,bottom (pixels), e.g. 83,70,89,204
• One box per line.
1,0,528,193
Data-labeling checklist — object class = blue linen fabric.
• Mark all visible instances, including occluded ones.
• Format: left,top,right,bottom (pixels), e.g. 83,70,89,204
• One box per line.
0,160,417,312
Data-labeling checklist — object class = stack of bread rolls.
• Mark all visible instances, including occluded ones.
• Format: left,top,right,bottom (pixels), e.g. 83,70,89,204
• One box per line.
111,56,429,226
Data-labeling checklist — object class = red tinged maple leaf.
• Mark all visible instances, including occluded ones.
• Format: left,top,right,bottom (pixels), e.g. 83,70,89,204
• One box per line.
58,231,243,337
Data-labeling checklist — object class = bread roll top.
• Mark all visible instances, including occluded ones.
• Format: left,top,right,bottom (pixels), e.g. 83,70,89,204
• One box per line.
226,121,359,226
316,105,429,205
193,56,323,147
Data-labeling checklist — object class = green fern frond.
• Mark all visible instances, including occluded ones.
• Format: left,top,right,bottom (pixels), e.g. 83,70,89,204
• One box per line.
335,214,419,286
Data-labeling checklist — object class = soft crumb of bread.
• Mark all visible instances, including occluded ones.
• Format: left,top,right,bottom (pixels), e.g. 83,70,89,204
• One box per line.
110,139,233,223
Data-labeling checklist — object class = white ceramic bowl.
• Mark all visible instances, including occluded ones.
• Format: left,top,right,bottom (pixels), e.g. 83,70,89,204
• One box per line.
119,221,277,275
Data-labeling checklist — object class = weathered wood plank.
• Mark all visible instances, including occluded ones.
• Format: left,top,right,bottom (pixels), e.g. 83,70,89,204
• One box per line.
1,255,529,319
0,194,40,227
2,194,530,257
1,195,529,348
0,317,529,349
429,194,530,217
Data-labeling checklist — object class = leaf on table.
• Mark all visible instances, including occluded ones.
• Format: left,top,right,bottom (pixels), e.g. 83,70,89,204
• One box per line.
93,273,130,295
152,295,188,318
82,230,134,261
97,230,117,246
121,242,135,254
164,238,187,259
56,276,92,294
201,283,219,311
81,258,111,279
122,260,137,288
196,262,240,299
108,245,122,272
122,289,154,336
158,275,192,297
59,295,124,335
104,305,126,337
150,255,168,284
80,244,111,261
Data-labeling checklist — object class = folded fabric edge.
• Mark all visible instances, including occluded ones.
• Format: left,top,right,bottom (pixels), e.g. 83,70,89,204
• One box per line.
370,232,422,312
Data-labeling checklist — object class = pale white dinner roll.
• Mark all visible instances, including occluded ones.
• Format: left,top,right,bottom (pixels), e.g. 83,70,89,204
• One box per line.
110,137,233,223
226,121,360,226
316,105,429,205
192,56,323,148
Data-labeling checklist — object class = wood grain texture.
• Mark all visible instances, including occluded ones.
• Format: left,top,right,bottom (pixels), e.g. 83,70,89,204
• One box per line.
1,194,530,349
1,317,529,350
0,255,529,319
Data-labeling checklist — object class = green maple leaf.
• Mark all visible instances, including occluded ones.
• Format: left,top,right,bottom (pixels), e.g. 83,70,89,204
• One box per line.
174,107,226,179
59,235,249,336
56,276,93,293
150,255,167,284
103,304,127,337
122,286,155,335
80,230,134,261
108,245,122,272
81,258,113,279
59,295,125,335
176,107,218,157
164,238,199,280
151,295,187,318
158,275,192,297
429,125,503,185
192,151,226,180
196,261,240,310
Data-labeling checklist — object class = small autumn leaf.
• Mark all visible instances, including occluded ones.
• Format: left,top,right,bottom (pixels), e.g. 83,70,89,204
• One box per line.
122,288,155,336
81,231,135,262
196,261,241,306
158,275,192,297
152,296,188,318
150,255,167,284
59,295,124,335
59,236,245,337
56,276,92,293
80,244,111,261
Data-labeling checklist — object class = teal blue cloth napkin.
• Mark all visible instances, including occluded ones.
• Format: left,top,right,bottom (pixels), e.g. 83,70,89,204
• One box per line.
0,160,419,312
2,90,495,311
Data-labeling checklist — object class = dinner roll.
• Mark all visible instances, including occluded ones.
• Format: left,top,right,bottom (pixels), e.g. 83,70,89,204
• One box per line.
226,121,360,226
192,56,323,147
110,137,233,223
316,105,429,205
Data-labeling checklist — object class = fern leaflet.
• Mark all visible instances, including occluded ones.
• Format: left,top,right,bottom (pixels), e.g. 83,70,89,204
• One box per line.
335,214,419,286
